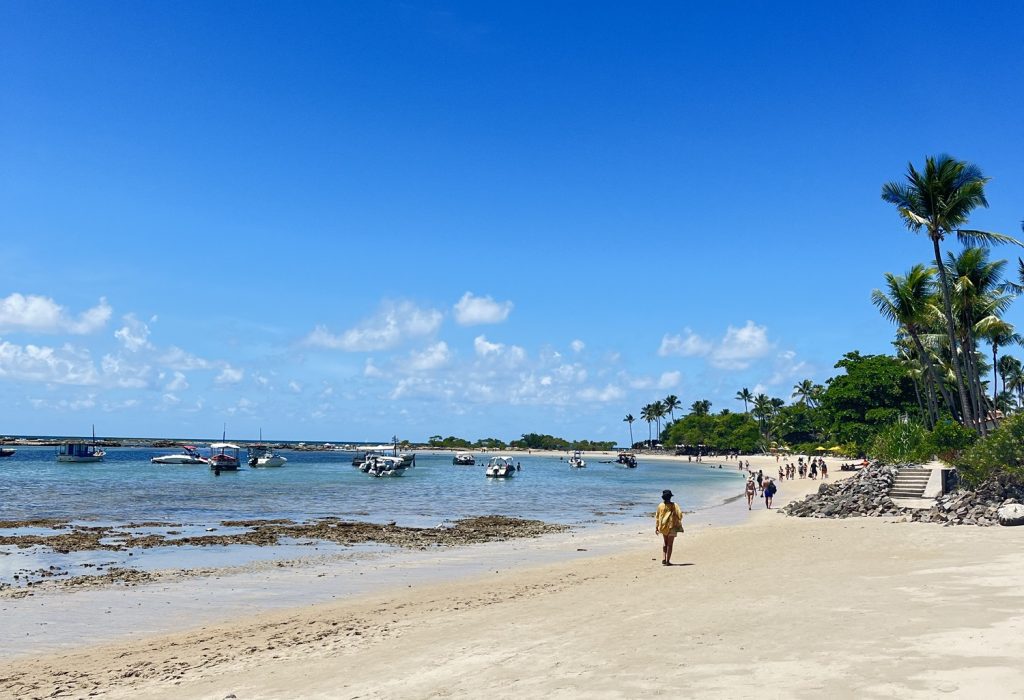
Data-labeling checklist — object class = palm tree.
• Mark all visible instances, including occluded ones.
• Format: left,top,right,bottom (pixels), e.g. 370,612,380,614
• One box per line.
751,393,773,441
792,379,817,406
735,388,753,414
639,404,654,449
882,155,1021,432
871,264,956,420
947,247,1015,430
690,399,711,416
663,395,681,422
998,355,1022,402
623,413,635,449
978,320,1019,405
651,400,666,443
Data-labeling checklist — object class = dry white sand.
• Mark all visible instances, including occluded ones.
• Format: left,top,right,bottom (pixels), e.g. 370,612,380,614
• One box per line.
3,456,1023,699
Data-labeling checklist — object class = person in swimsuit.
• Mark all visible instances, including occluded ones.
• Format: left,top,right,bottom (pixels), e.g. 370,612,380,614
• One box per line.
655,489,683,566
745,478,757,510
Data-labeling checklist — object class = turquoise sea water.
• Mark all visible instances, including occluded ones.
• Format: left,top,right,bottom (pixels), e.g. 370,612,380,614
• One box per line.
0,447,744,527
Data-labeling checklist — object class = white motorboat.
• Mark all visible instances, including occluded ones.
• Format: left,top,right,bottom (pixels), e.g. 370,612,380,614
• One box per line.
0,447,15,458
209,442,241,470
485,456,516,478
568,450,586,468
151,445,207,464
248,445,287,468
366,455,407,477
453,451,475,465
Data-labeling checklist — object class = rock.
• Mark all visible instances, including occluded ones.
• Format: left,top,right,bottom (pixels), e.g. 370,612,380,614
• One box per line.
997,504,1024,526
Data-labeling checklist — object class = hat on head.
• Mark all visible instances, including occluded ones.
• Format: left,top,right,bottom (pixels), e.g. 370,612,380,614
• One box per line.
662,489,673,499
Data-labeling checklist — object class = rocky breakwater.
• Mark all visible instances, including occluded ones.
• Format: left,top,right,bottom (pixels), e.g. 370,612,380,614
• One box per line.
918,476,1024,527
781,463,902,519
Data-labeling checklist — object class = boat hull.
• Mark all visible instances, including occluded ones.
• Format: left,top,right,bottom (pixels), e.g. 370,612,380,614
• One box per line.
252,456,287,467
57,455,104,463
151,455,207,464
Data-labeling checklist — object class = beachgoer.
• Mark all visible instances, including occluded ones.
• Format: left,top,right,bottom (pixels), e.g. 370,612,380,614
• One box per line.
764,479,777,509
655,489,683,566
821,462,828,479
744,478,757,510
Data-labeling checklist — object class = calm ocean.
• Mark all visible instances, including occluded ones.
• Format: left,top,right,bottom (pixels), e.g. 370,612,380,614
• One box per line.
0,447,744,527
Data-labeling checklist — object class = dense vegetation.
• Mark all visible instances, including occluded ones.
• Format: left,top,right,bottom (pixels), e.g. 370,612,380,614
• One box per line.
623,154,1023,487
426,434,615,451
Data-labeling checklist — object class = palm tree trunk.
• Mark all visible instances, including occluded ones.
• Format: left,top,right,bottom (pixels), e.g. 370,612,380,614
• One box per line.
909,331,956,422
932,236,976,431
963,333,987,435
993,345,999,406
924,372,939,426
628,423,633,449
911,376,927,427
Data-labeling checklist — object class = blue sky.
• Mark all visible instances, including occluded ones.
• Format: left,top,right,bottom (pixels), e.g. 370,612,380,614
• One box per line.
2,2,1023,443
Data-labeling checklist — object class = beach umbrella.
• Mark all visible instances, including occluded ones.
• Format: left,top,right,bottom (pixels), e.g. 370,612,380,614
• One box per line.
829,445,843,452
814,446,826,451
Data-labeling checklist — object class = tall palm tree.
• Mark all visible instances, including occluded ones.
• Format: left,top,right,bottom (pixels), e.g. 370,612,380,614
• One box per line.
663,395,681,422
751,393,773,441
882,155,1020,431
651,400,666,443
998,355,1022,402
639,404,654,449
871,264,956,419
978,320,1019,405
623,414,635,449
947,247,1014,430
735,388,753,414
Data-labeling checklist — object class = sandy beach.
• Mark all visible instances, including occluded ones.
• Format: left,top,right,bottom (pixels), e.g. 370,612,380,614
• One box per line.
2,454,1022,698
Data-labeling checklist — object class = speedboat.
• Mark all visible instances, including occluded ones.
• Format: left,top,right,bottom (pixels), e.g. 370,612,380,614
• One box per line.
0,447,15,458
616,452,637,468
248,445,287,468
568,450,586,468
208,442,241,470
151,445,207,464
485,456,516,478
453,452,475,465
366,455,407,477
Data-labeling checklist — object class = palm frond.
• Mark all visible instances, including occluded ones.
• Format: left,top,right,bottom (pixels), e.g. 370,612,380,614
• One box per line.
956,229,1024,248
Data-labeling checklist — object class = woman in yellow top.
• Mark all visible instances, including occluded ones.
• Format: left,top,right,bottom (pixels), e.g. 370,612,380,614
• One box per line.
655,489,683,566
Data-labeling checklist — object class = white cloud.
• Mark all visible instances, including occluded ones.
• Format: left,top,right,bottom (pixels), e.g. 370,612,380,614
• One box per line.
658,329,713,358
473,335,526,365
0,293,112,334
0,340,99,385
659,321,774,370
711,321,773,370
288,380,302,393
578,384,624,402
165,371,189,392
364,359,383,377
453,292,513,326
114,314,152,352
159,346,213,370
100,353,151,388
304,301,443,351
215,365,244,385
570,339,585,353
403,341,450,372
657,371,681,390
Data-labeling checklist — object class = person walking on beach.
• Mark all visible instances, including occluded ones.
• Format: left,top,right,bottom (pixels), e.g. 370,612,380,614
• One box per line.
744,478,757,510
655,489,683,566
764,478,777,509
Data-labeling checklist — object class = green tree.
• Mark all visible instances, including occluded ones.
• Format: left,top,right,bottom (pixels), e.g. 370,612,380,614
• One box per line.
623,413,635,449
882,155,1020,432
817,352,919,452
690,399,712,417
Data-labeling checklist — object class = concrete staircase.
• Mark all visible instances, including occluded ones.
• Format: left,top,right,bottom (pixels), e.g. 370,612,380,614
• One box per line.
889,467,931,499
